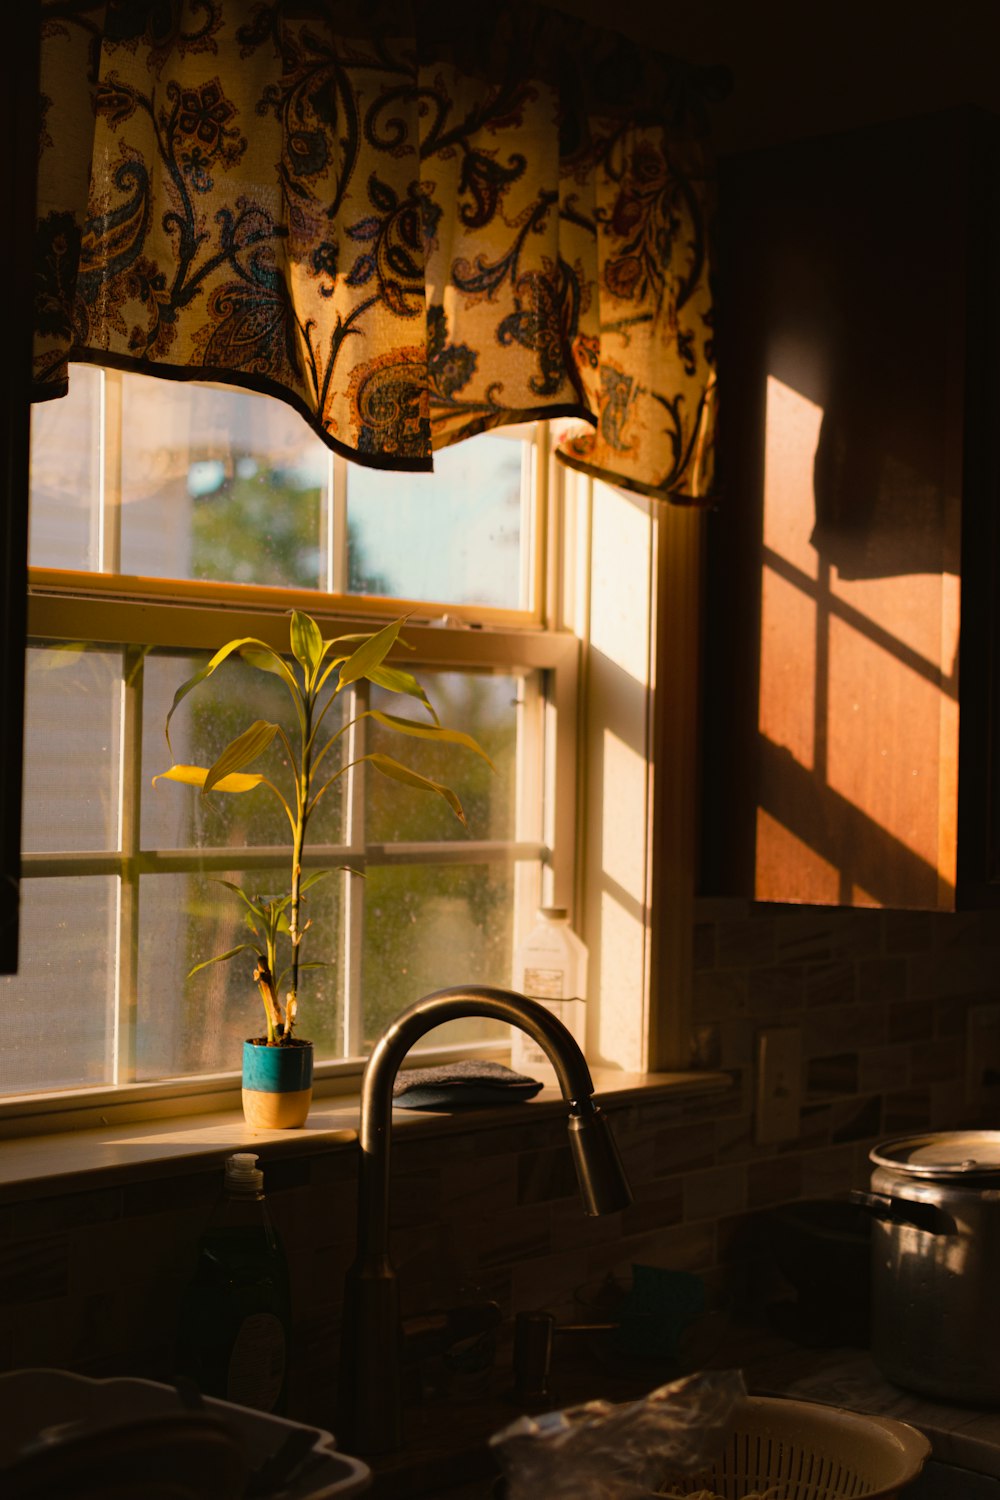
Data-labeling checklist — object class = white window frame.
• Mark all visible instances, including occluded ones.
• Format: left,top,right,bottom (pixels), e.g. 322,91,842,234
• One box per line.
5,379,705,1134
567,472,703,1080
5,404,586,1123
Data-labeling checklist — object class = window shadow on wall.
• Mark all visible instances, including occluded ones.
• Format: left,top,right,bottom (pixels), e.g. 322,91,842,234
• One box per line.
705,112,970,910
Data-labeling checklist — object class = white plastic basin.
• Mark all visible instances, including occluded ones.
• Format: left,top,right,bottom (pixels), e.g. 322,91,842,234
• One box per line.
0,1367,370,1498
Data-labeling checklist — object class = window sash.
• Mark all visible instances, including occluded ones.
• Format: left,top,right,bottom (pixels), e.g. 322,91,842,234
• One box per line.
17,565,578,1103
31,366,549,628
9,382,599,1114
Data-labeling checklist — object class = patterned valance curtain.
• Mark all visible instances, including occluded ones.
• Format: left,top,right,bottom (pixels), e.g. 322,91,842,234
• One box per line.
33,0,720,502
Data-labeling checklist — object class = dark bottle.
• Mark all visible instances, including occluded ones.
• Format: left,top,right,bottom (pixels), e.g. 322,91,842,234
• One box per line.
177,1152,292,1414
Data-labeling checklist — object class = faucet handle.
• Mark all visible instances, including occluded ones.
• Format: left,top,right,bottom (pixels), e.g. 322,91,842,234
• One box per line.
512,1310,556,1405
511,1308,622,1407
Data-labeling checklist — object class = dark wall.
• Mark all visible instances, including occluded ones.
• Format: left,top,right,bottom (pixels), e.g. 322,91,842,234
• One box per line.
555,0,1000,155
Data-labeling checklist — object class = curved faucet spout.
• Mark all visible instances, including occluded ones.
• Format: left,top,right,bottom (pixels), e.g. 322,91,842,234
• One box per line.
338,985,632,1455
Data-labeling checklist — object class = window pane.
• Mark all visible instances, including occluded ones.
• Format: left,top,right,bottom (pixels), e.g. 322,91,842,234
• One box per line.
23,644,122,853
347,433,531,608
367,671,520,844
360,864,517,1048
136,870,345,1079
119,373,331,588
0,877,116,1093
29,364,103,570
142,651,347,850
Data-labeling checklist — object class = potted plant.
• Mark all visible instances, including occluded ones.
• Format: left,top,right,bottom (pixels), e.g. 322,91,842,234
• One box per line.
154,610,491,1127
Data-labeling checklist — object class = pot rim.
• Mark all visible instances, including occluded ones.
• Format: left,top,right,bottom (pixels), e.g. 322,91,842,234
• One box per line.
870,1129,1000,1178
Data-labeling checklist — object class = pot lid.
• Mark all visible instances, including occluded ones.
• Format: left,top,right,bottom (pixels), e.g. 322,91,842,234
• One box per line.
871,1131,1000,1177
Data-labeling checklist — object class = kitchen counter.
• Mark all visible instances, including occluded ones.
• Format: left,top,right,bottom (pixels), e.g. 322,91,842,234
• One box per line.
743,1336,1000,1480
365,1323,1000,1496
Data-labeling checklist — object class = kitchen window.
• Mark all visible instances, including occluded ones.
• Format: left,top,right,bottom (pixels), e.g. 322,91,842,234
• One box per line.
5,367,582,1106
3,355,703,1130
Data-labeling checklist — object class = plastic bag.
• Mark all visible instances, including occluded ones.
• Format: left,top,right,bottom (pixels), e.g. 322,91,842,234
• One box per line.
489,1368,747,1500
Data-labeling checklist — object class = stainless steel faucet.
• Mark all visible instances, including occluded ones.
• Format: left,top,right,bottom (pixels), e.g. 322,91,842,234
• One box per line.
337,984,633,1455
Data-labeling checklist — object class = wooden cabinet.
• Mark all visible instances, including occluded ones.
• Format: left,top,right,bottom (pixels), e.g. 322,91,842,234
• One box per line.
700,108,1000,910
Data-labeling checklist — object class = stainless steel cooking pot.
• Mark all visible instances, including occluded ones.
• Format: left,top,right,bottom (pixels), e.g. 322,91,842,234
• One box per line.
854,1131,1000,1406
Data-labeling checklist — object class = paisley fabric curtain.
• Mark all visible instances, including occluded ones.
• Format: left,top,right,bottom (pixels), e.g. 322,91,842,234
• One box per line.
33,0,719,502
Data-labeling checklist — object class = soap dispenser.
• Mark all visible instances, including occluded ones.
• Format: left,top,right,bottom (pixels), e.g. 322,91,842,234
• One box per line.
176,1152,292,1414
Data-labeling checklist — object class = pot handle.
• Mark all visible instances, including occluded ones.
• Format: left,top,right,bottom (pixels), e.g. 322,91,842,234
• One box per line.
850,1189,954,1235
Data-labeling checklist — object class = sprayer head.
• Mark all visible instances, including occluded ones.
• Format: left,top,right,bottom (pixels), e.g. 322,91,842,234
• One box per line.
567,1103,633,1215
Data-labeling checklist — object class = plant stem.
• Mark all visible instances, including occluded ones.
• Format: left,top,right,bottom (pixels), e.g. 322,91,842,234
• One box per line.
287,680,313,1035
254,952,282,1045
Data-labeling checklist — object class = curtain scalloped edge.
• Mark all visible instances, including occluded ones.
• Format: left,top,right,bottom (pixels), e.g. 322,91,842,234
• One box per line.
555,447,719,508
33,0,720,493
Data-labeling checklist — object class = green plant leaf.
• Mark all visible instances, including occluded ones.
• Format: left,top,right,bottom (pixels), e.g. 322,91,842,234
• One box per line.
337,617,407,689
366,665,440,721
239,646,289,678
152,764,265,794
298,869,333,894
290,611,325,680
276,959,331,991
322,628,415,655
213,879,271,923
37,642,89,672
315,625,412,696
188,943,261,977
204,720,279,794
365,710,496,768
125,646,153,690
165,637,297,754
364,752,467,825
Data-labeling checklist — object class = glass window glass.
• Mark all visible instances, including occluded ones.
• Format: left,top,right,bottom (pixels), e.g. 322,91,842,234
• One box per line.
22,645,123,853
360,863,517,1048
136,869,345,1079
23,363,550,1096
29,364,103,570
366,671,520,844
347,432,531,607
119,374,331,588
142,650,347,850
0,877,117,1093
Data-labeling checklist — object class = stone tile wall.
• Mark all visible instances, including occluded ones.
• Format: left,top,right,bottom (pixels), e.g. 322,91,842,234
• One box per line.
2,900,998,1429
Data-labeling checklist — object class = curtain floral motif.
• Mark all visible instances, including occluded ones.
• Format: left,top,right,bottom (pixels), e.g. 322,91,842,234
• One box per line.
33,0,719,502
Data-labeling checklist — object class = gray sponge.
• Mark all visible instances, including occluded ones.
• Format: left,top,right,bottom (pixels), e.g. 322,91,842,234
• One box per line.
392,1059,542,1110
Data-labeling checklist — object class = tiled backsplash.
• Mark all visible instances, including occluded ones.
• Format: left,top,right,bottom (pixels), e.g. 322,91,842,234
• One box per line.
2,899,998,1429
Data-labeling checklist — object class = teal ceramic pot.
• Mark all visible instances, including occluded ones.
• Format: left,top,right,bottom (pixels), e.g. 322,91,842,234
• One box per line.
242,1039,313,1128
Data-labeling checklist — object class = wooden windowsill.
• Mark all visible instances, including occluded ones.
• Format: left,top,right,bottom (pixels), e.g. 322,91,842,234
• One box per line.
0,1068,731,1203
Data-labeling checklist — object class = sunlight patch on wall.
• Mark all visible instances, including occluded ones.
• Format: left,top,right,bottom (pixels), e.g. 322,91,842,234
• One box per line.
595,890,645,1070
759,566,817,772
758,376,825,774
601,729,648,900
832,558,960,673
763,375,823,581
756,371,959,909
756,807,840,905
589,481,651,684
827,614,954,873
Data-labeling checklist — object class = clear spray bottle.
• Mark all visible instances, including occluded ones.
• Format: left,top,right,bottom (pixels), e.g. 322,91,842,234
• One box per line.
510,907,588,1074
